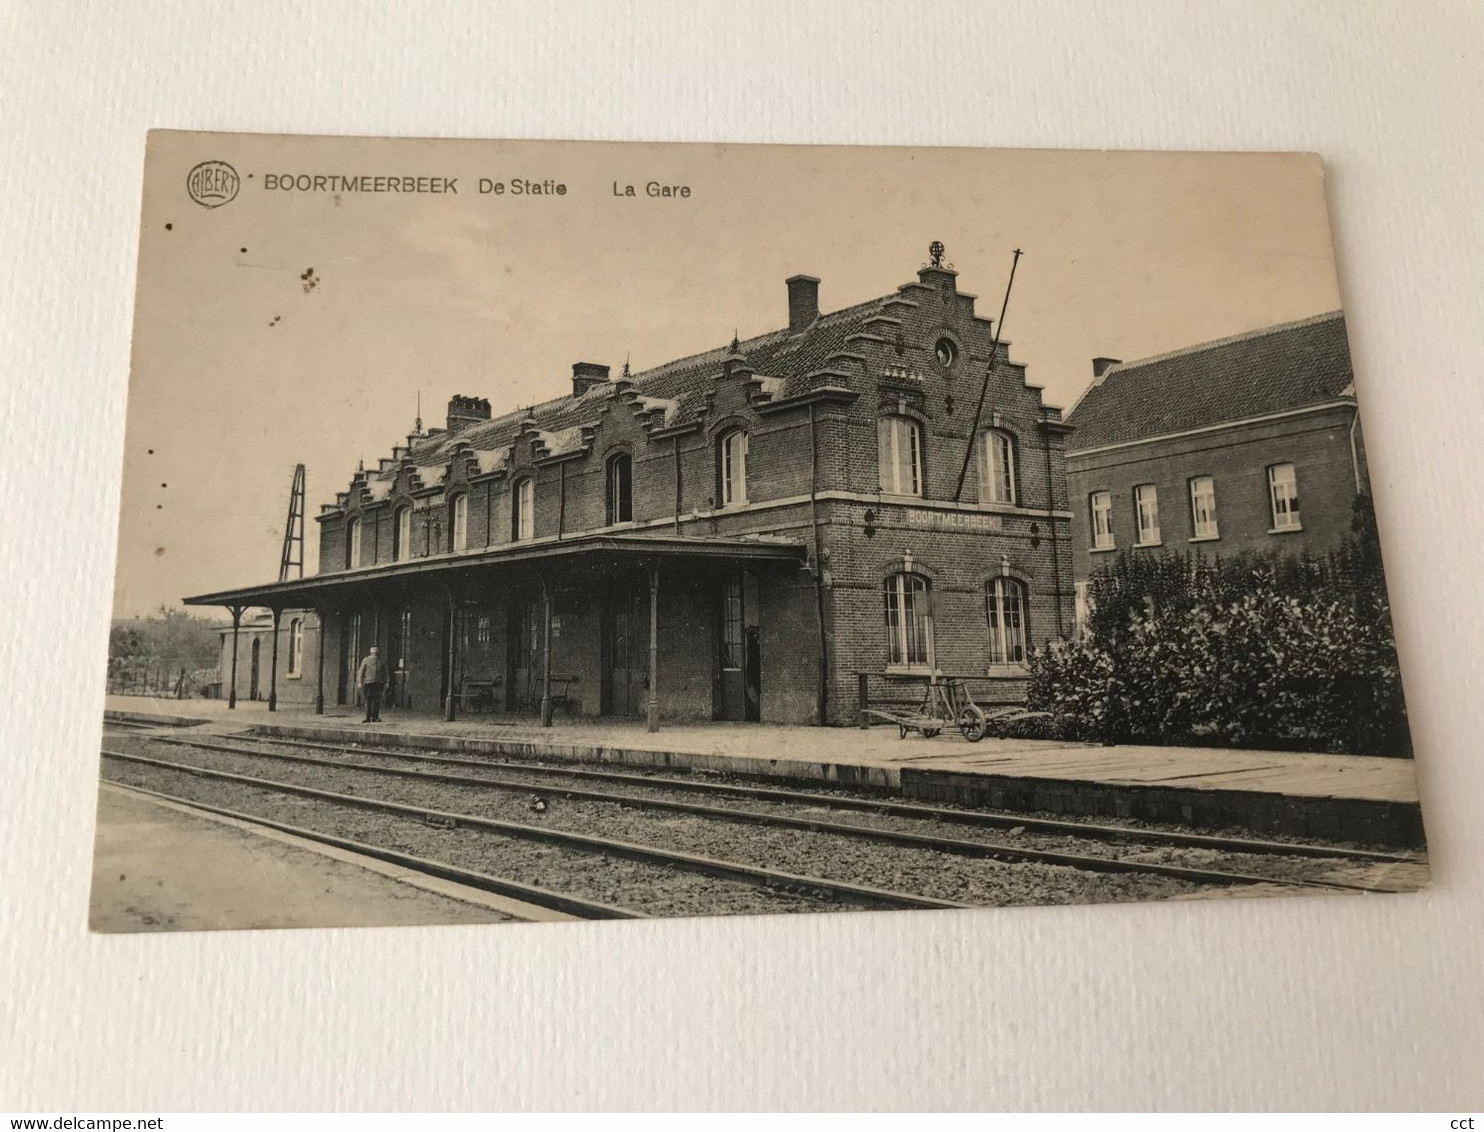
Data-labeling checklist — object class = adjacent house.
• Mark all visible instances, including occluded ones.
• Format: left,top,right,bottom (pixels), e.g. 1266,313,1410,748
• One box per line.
1064,311,1368,623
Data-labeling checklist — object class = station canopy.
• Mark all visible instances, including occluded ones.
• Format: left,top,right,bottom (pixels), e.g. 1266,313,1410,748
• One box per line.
182,530,809,612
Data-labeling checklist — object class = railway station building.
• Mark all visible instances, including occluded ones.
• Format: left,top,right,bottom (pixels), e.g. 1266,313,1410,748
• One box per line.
1063,311,1368,615
185,246,1075,728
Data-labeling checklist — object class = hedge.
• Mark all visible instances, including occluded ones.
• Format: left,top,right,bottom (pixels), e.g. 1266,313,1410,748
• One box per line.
1024,495,1412,756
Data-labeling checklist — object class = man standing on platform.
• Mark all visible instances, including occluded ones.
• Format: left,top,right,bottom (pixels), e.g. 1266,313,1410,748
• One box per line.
357,645,388,723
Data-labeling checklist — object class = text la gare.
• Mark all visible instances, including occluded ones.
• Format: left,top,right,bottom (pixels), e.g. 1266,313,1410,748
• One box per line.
613,181,692,199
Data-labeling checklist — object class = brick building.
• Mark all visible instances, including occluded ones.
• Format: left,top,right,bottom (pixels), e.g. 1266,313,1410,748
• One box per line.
185,245,1074,727
1064,311,1368,618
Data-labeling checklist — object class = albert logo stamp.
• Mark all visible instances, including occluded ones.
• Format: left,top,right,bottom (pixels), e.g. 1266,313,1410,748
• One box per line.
186,160,240,208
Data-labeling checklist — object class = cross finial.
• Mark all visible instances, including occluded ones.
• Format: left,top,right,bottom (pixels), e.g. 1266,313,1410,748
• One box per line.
929,240,945,267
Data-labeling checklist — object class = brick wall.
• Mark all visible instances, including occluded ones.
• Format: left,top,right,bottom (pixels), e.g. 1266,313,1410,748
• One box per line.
1066,404,1367,582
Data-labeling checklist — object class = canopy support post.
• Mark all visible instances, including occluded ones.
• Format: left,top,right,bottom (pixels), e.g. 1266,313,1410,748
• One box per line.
647,561,661,733
312,600,326,714
540,573,553,728
268,606,281,711
442,582,458,722
227,605,244,709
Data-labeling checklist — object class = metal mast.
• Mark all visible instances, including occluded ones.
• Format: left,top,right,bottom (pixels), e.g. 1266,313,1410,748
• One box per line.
278,463,306,581
953,248,1023,502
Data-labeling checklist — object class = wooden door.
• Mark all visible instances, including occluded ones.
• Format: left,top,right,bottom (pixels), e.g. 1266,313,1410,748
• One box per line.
505,599,540,710
601,578,646,717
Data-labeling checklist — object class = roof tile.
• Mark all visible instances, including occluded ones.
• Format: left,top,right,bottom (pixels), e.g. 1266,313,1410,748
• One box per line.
1065,311,1353,451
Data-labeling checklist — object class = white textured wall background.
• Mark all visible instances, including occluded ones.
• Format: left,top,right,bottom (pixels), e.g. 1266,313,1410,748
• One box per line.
2,0,1482,1112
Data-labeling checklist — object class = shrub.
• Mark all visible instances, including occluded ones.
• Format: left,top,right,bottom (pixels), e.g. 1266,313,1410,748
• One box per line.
1027,496,1412,756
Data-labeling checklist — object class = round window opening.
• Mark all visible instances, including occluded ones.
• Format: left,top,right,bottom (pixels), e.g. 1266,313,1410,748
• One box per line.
935,337,958,368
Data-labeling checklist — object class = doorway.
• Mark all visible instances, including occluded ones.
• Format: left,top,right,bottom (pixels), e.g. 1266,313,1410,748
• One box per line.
505,597,541,711
249,638,261,701
717,570,761,721
601,575,647,717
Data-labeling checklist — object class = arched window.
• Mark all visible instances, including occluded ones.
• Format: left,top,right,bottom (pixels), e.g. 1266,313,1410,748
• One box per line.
449,493,468,552
345,516,362,569
511,477,534,541
987,577,1028,665
393,505,412,561
287,617,303,675
717,429,748,506
883,572,933,668
877,416,922,496
607,452,633,524
981,429,1016,504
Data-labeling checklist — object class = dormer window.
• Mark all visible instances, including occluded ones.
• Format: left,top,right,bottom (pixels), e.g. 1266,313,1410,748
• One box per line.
607,452,633,524
718,429,748,506
345,517,362,569
511,477,534,541
393,505,412,561
449,493,468,552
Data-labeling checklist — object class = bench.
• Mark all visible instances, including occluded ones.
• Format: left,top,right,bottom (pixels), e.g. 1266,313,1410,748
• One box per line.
457,672,503,714
518,673,578,715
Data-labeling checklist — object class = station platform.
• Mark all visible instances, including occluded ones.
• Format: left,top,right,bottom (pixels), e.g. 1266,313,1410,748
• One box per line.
102,695,1427,847
90,782,565,931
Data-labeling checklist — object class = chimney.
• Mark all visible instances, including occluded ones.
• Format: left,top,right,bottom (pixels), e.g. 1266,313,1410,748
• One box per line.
446,394,491,434
786,275,820,332
572,361,610,397
1092,357,1121,379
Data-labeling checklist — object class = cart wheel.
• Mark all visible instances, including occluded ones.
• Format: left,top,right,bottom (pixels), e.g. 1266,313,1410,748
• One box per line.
958,704,987,743
922,727,941,739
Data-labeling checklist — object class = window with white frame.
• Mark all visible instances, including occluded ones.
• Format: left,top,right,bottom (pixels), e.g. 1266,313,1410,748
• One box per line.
981,429,1016,504
393,506,412,561
986,577,1028,665
345,517,362,569
287,617,303,675
877,416,922,496
511,478,534,541
718,429,748,506
449,493,468,552
1090,491,1114,550
1134,484,1161,545
1189,476,1219,539
883,572,933,668
1268,463,1301,530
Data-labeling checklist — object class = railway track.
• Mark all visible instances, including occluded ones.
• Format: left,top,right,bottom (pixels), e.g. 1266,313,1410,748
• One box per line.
102,733,1416,899
102,779,646,922
181,730,1417,866
101,748,977,919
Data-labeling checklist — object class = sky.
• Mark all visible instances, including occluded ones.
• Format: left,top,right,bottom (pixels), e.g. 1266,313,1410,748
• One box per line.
113,133,1342,618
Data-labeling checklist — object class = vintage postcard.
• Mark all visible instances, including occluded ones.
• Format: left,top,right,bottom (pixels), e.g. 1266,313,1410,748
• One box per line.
94,131,1428,932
